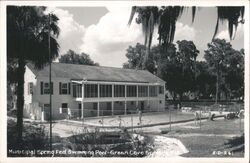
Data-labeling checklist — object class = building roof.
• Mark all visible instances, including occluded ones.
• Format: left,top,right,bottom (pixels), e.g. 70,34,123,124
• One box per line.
26,62,165,84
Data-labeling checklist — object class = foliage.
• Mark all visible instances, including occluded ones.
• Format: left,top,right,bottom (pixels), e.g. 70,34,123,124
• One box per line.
7,119,49,157
124,39,244,101
7,6,60,68
195,61,216,99
59,49,99,66
224,49,244,99
128,7,185,48
129,6,244,49
214,7,245,39
204,39,244,101
128,6,244,69
7,6,60,143
156,40,199,100
123,43,156,74
7,59,18,84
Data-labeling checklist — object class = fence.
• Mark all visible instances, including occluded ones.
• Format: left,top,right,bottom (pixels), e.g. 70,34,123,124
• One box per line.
178,101,244,112
23,103,43,120
68,107,160,119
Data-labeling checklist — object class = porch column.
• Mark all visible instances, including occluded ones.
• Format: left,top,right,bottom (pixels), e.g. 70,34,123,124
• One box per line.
158,100,159,112
136,85,139,110
148,85,150,111
98,83,100,98
97,84,100,117
125,85,127,115
81,82,84,119
112,84,114,98
41,110,44,122
163,84,166,109
125,84,127,98
97,102,100,117
111,101,114,116
124,101,127,115
112,84,114,116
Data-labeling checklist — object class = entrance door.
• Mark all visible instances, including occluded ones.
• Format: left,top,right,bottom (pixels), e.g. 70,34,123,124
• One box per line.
43,104,50,121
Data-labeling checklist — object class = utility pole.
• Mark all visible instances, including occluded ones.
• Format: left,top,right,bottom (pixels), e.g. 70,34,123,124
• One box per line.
48,13,52,152
199,107,201,129
239,104,242,132
169,107,171,131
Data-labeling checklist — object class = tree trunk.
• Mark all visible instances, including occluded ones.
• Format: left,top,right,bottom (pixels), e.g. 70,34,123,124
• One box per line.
215,72,219,104
215,64,220,104
142,46,150,70
16,58,25,144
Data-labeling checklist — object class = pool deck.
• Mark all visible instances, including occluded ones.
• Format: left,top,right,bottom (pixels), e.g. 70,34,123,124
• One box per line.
59,111,194,127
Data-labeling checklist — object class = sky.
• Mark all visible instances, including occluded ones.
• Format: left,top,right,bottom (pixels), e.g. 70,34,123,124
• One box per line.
46,6,244,67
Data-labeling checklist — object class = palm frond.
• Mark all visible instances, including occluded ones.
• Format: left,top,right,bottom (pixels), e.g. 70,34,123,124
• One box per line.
213,17,219,39
192,6,196,23
7,6,60,69
128,6,137,26
214,6,244,40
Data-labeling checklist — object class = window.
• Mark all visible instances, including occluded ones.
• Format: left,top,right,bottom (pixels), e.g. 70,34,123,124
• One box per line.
159,86,164,94
28,82,33,95
114,85,125,97
84,84,98,98
93,103,98,110
72,83,82,98
61,83,68,94
149,86,157,97
138,86,148,97
100,84,112,97
40,82,53,95
44,83,50,94
59,82,71,95
61,103,68,114
127,85,137,97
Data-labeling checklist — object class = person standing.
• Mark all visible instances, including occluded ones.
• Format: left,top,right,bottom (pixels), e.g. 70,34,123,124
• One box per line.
137,106,142,125
67,107,72,119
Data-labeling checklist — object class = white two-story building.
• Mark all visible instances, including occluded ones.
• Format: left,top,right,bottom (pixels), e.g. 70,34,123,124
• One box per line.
24,62,166,121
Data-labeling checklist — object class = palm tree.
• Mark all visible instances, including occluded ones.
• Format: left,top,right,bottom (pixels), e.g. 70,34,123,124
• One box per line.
7,6,60,144
128,6,244,68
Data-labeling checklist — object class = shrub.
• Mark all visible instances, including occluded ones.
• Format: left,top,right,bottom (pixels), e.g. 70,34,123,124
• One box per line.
7,119,49,157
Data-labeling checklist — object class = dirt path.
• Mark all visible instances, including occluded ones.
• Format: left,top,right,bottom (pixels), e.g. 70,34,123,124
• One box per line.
146,136,189,157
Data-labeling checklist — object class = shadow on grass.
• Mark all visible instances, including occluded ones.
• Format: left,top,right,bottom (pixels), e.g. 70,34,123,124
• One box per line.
224,134,244,153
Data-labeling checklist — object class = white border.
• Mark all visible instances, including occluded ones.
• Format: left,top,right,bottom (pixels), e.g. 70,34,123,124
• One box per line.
0,1,249,163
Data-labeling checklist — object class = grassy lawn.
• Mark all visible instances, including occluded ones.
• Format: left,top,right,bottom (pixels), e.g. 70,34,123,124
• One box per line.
160,118,244,157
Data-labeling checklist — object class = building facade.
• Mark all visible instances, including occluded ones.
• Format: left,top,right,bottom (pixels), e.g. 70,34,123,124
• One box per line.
24,63,166,121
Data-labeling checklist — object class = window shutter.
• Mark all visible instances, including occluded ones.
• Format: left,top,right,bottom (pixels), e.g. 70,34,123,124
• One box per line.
30,83,33,94
68,83,71,95
40,82,43,95
59,82,61,95
51,82,53,95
